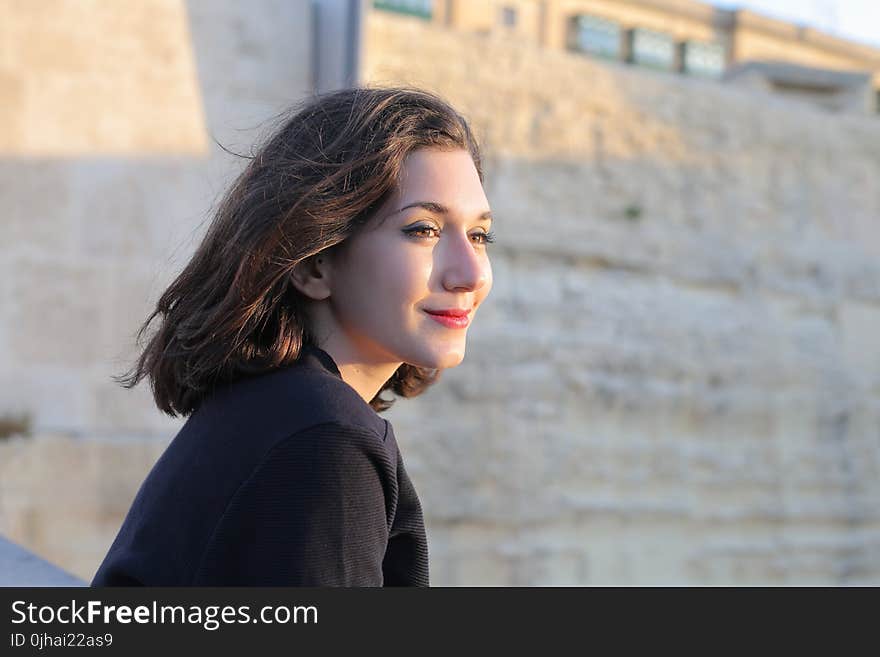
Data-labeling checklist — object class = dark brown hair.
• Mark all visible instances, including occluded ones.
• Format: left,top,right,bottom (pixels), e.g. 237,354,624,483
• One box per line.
116,85,483,417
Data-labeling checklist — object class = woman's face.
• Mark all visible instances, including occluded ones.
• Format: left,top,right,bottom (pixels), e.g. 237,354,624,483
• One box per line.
324,147,494,370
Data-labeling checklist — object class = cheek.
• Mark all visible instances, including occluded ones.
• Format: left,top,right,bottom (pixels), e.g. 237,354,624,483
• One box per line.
349,241,428,311
477,257,493,301
374,246,430,302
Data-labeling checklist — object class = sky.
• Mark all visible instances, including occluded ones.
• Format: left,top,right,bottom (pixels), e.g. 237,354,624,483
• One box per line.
710,0,880,49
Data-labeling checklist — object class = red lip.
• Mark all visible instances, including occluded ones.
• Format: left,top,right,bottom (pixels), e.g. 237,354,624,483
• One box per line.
423,308,471,317
424,309,470,329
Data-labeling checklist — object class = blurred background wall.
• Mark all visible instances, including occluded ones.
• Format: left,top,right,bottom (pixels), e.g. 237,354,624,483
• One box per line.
1,0,879,585
0,0,315,581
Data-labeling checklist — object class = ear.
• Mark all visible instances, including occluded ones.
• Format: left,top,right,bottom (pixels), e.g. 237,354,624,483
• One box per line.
290,252,333,301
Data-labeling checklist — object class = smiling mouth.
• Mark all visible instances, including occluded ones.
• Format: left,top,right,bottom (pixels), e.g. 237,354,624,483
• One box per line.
423,309,471,328
422,308,472,318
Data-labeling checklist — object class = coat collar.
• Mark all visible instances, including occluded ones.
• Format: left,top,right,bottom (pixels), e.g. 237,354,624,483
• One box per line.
298,343,343,380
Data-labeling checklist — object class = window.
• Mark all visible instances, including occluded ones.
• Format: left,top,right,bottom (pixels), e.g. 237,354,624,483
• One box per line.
682,40,725,78
629,28,675,70
500,6,517,27
373,0,432,20
568,15,622,60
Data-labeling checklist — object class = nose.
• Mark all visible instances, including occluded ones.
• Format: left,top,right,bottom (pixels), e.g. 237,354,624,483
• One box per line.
439,229,490,293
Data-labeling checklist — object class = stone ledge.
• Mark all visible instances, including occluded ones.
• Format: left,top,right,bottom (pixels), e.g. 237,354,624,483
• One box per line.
0,535,86,587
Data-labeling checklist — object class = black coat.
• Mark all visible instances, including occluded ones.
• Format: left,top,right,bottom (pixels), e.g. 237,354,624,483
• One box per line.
91,344,429,586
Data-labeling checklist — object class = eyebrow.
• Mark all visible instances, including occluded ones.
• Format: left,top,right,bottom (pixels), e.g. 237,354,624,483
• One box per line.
396,201,493,222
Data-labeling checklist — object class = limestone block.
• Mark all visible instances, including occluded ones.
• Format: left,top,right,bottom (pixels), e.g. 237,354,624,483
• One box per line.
8,259,114,368
0,0,208,155
89,376,184,437
837,300,880,386
0,162,76,256
185,0,312,106
0,433,168,581
0,368,90,434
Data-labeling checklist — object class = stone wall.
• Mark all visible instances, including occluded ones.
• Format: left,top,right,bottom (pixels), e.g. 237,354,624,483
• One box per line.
365,10,880,584
0,0,314,582
0,433,167,582
0,0,313,439
0,0,207,156
3,4,879,586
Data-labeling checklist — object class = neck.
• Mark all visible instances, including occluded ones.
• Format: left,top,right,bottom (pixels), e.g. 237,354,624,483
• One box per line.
316,338,402,406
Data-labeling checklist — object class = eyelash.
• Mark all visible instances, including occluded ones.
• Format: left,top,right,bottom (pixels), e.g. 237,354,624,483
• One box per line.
404,225,496,245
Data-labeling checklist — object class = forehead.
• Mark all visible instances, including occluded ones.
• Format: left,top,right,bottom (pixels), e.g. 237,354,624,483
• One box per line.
393,148,487,208
362,148,490,234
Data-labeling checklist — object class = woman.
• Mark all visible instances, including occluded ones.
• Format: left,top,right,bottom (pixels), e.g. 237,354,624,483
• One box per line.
90,86,495,586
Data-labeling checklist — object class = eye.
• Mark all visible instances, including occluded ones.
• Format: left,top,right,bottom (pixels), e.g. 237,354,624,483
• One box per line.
403,225,441,240
472,230,496,245
404,225,497,247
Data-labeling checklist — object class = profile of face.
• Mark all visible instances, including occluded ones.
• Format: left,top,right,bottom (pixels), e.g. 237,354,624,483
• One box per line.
300,147,494,372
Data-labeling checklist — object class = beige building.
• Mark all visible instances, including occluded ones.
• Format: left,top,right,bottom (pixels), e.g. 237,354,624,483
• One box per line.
376,0,880,114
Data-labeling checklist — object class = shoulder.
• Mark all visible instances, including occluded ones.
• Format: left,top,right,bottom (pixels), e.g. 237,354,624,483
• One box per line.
210,420,401,540
144,366,393,524
259,420,397,491
248,420,402,529
192,419,399,585
263,420,394,471
189,363,388,449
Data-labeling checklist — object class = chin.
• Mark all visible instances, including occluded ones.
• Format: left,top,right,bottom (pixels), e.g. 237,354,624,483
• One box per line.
402,349,462,371
430,349,466,370
400,338,467,369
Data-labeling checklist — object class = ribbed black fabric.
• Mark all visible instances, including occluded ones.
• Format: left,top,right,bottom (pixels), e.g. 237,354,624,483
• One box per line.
90,344,429,587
